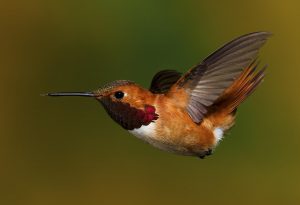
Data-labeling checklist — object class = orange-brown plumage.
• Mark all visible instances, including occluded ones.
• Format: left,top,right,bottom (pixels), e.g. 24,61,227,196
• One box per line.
46,32,271,159
135,62,265,156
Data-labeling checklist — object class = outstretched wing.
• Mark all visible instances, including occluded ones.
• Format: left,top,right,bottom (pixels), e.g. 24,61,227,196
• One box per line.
174,31,271,123
149,70,182,94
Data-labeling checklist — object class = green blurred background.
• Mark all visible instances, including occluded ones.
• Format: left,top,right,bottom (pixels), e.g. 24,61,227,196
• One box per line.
1,0,299,204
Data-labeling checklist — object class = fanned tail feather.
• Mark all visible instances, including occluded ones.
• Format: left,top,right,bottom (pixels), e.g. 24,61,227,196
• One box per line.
215,61,266,114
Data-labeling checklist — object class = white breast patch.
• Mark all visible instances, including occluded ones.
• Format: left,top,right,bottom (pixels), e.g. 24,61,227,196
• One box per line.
129,122,176,152
129,122,156,142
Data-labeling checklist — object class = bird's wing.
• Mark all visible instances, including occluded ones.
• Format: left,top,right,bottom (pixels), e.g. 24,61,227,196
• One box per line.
171,31,271,123
149,70,182,94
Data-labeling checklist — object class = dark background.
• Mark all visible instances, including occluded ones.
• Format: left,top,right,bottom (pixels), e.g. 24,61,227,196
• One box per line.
1,1,299,204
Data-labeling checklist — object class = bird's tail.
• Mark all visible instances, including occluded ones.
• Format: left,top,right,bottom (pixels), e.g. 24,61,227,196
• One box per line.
215,61,266,115
205,61,266,140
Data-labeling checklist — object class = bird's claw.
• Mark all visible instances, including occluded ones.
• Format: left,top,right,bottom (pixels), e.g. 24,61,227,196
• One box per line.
198,149,213,159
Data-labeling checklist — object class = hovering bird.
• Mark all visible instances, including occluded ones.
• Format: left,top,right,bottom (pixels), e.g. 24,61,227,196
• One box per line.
45,32,270,159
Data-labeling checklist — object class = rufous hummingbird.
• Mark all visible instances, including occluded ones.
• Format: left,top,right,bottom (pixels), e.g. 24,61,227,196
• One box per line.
45,32,270,159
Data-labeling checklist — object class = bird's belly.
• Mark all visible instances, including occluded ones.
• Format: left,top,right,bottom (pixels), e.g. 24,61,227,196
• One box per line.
128,123,193,155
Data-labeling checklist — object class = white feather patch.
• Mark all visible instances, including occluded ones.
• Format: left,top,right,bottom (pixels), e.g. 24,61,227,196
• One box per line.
129,123,156,142
129,123,176,152
213,127,224,144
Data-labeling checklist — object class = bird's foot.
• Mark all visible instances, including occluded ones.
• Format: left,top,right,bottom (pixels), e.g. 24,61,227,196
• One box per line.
198,149,213,159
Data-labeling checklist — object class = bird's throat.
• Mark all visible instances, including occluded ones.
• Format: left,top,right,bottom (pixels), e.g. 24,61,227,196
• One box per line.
100,97,159,130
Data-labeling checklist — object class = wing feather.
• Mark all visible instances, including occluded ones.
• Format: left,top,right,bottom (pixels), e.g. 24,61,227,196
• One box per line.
149,70,181,94
175,31,271,123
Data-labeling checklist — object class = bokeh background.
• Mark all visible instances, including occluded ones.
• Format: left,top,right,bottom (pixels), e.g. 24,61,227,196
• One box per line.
1,1,299,205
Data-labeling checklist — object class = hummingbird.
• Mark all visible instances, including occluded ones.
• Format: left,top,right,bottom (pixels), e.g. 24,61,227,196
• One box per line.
45,32,270,159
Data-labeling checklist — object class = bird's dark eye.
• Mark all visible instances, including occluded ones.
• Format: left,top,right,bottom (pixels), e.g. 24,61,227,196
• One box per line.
114,91,124,99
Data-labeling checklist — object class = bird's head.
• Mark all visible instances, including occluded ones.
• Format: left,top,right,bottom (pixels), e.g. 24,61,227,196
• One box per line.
45,80,159,130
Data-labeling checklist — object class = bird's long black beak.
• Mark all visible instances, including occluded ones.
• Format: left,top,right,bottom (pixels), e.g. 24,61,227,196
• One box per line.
42,92,96,97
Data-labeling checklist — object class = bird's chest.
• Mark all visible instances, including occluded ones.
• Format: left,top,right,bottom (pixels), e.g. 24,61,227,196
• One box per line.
128,121,194,155
128,122,167,151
